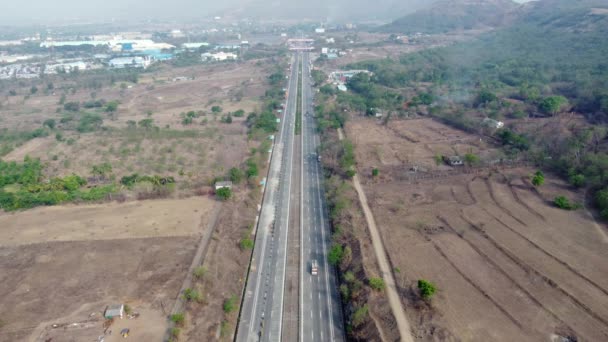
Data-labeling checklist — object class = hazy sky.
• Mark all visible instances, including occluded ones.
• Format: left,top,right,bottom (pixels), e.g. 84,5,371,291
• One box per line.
0,0,537,25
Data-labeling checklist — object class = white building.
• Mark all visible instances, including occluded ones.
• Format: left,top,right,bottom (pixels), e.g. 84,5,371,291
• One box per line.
201,52,237,62
482,118,505,129
45,61,87,74
315,28,325,34
182,42,210,50
109,56,151,69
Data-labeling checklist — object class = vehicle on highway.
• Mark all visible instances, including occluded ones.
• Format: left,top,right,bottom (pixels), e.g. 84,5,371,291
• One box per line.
311,259,318,276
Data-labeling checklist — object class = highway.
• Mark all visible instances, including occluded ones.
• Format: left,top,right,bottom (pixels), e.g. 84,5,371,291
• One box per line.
300,51,345,342
237,53,300,342
236,51,344,342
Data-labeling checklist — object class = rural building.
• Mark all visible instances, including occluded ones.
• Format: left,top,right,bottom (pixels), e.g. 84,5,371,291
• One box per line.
482,118,504,129
201,52,237,62
443,156,464,166
315,27,326,33
215,181,233,190
104,304,124,319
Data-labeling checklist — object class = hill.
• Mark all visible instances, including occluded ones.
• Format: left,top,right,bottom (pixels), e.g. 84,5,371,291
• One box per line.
220,0,438,22
379,0,519,33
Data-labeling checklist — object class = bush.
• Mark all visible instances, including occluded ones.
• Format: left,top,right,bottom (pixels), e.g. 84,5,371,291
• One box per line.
351,305,369,327
554,196,580,210
170,313,185,327
170,327,180,339
229,167,244,184
183,288,202,302
531,170,545,187
211,105,222,113
418,279,437,300
372,168,379,177
216,187,232,201
193,266,207,279
368,277,385,291
240,237,254,250
223,295,237,314
328,244,344,266
569,174,586,188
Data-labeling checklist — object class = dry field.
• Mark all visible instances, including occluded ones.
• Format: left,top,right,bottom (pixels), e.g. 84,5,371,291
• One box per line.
0,197,216,341
1,60,269,190
347,117,608,341
346,117,503,175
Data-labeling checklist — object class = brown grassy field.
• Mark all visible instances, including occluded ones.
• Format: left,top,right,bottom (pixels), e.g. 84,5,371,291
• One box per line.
1,61,269,193
347,117,608,341
0,59,275,341
0,197,213,341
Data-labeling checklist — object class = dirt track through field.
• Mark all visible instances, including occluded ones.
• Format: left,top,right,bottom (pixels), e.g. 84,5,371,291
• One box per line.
338,128,414,342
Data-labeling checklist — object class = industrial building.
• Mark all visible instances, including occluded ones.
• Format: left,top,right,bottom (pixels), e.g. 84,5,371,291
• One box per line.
201,52,237,62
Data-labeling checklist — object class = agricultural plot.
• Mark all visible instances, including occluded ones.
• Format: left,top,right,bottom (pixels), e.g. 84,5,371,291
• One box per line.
348,117,608,341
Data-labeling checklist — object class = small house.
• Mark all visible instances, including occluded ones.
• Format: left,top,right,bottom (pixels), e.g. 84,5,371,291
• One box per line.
443,156,464,166
104,304,124,319
482,118,504,129
215,181,233,191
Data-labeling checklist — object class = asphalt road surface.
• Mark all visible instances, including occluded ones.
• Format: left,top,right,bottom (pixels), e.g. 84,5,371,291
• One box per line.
237,53,300,342
236,51,344,342
300,51,345,342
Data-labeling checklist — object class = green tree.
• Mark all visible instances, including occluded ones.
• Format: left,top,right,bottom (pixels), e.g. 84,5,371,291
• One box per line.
138,118,154,130
328,244,344,266
351,305,369,327
229,167,244,184
369,277,386,291
216,187,232,201
418,279,437,300
464,153,480,166
372,168,379,177
539,96,568,115
554,196,580,210
30,86,38,95
43,119,56,129
211,105,222,113
531,170,545,187
569,174,586,188
104,101,119,113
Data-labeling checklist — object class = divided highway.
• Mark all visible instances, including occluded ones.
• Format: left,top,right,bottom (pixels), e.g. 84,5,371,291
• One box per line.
236,51,344,342
237,53,300,342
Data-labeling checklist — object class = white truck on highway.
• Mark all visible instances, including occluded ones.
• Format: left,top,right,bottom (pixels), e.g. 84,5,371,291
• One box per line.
311,260,318,276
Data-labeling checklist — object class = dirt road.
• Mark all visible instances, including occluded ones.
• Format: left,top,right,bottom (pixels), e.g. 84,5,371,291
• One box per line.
338,128,414,342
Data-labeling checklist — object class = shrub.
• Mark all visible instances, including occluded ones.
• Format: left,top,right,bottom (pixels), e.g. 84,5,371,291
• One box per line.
569,174,586,188
531,170,545,187
554,196,580,210
170,327,180,339
328,244,344,266
229,167,244,184
223,295,237,314
368,277,386,291
216,187,232,201
183,288,202,302
193,266,207,279
170,313,185,327
372,168,379,177
418,279,437,300
351,305,369,327
240,237,254,250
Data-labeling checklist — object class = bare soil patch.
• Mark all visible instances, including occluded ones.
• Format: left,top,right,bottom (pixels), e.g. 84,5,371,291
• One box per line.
0,237,198,341
0,197,215,246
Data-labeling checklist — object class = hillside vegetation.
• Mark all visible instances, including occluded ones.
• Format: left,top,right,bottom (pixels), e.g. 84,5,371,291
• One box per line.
340,0,608,216
380,0,518,33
